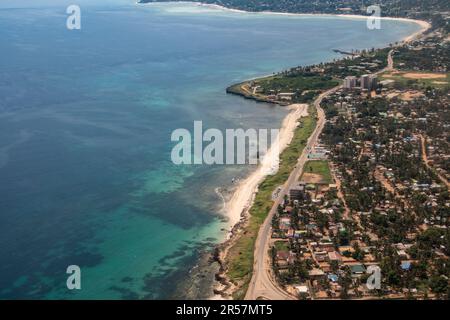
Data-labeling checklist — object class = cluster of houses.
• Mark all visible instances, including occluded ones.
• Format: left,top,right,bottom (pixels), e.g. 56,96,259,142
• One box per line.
272,150,447,299
246,82,296,103
327,72,448,186
325,84,448,222
272,176,384,299
419,112,450,183
269,150,381,298
397,32,449,73
270,48,448,299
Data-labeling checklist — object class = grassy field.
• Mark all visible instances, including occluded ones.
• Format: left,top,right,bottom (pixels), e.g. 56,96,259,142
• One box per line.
226,106,317,299
274,241,290,252
300,160,333,184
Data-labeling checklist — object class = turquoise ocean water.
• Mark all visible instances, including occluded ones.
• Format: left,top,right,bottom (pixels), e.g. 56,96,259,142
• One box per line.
0,0,421,299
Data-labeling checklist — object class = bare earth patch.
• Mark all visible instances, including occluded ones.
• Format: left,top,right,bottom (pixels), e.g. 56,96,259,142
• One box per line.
386,92,400,99
402,72,446,79
382,71,402,78
401,91,425,101
301,173,324,184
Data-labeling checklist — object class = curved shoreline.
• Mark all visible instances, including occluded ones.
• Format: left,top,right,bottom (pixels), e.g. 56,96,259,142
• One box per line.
140,1,431,43
171,0,431,238
195,0,429,225
139,1,432,299
201,3,431,299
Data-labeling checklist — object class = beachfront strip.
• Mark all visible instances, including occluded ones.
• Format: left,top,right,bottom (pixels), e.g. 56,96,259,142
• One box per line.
267,29,449,300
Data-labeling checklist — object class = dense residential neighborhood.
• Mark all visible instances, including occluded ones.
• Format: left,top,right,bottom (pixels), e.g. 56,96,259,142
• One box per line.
269,28,449,299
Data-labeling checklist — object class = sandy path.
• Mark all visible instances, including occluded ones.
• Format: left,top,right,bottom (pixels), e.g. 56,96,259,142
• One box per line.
403,73,446,79
225,104,308,228
420,134,449,188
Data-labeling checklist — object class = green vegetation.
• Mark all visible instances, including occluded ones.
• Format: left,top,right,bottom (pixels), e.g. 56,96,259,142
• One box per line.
227,106,317,299
324,48,390,77
226,82,278,104
257,74,339,102
274,241,290,251
301,160,333,184
227,74,339,105
394,45,450,73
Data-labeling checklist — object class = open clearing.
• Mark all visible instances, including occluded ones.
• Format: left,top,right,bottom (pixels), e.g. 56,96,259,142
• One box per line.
401,91,425,101
300,160,333,184
402,72,446,79
381,71,449,88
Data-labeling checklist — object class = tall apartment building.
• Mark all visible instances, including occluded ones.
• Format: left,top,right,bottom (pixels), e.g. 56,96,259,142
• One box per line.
360,74,378,90
343,76,357,89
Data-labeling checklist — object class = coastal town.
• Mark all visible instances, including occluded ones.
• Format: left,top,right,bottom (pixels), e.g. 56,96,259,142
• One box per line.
3,0,450,309
212,3,450,300
262,26,449,299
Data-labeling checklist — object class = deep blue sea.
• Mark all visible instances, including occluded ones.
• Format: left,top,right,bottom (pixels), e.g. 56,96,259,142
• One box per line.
0,0,421,299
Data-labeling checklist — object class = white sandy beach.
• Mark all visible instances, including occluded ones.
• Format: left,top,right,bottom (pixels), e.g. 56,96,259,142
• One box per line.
225,104,308,229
